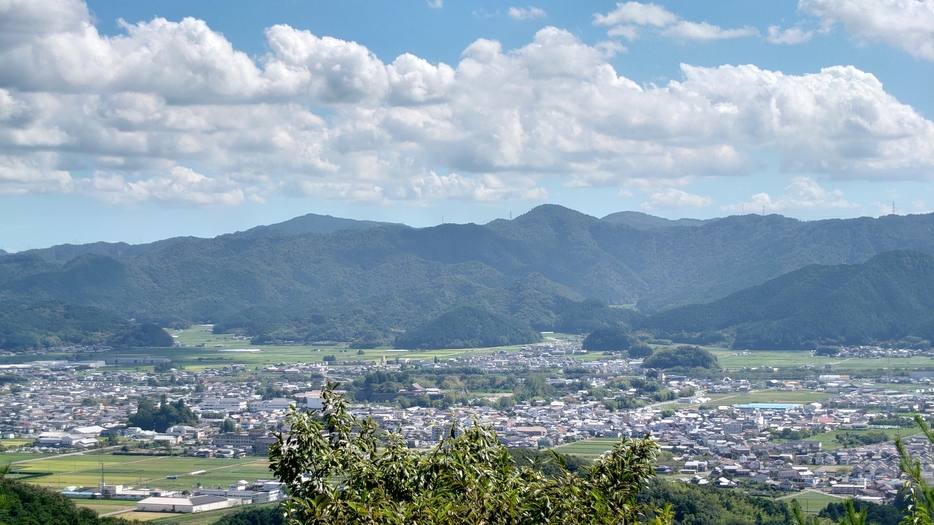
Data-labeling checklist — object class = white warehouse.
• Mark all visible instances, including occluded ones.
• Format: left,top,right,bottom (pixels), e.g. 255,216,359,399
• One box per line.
136,495,235,513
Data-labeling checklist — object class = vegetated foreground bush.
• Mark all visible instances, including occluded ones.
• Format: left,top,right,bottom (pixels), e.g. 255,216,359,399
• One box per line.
269,383,670,525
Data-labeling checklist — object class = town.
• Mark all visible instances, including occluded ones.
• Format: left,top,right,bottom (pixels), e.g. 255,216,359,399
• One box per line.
2,335,933,518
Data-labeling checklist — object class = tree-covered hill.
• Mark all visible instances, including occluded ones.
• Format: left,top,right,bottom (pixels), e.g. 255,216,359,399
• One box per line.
644,250,934,349
229,212,396,239
3,205,934,346
0,300,174,351
0,476,132,524
394,306,542,349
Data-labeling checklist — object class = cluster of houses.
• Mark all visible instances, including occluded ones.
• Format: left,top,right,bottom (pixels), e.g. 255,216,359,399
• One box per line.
5,344,934,514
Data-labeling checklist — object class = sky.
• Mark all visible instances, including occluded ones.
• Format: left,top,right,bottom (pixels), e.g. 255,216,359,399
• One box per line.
1,0,933,251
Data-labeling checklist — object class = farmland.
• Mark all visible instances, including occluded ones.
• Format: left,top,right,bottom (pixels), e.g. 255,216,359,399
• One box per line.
6,452,272,493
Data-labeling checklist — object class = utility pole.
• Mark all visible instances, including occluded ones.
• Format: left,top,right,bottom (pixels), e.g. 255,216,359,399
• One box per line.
100,460,104,485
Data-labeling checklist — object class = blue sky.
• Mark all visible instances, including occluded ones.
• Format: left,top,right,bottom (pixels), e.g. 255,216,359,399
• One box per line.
1,0,933,251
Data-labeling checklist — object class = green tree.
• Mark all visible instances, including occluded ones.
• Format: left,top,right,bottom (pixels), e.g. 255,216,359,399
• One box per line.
897,414,934,524
220,419,238,433
127,395,198,433
582,326,633,352
269,383,665,525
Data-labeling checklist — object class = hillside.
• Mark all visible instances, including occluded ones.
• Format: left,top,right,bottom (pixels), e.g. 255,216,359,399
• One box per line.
2,205,934,346
230,212,396,238
394,306,542,349
17,212,395,263
600,211,716,230
0,300,173,351
644,250,934,349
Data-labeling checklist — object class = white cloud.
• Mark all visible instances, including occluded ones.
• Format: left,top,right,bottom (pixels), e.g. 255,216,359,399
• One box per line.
593,2,678,27
426,0,443,9
663,21,759,40
508,7,547,20
607,25,640,40
77,166,246,207
766,25,814,44
0,0,931,210
723,176,859,213
641,188,712,210
0,152,73,195
594,2,758,41
627,177,710,210
800,0,934,60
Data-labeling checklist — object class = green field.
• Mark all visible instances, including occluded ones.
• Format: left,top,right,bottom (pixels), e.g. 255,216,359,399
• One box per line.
0,438,34,450
8,453,272,492
799,426,923,451
710,348,934,375
35,325,533,373
113,502,280,524
779,490,847,514
10,325,933,378
551,438,622,460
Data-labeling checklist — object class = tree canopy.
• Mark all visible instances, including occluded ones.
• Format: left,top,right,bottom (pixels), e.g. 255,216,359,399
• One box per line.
0,472,131,525
642,345,718,370
127,395,198,433
394,306,542,350
269,383,665,525
582,326,633,352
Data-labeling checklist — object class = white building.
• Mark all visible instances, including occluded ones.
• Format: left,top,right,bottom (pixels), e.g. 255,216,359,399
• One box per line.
250,398,295,412
200,397,247,412
306,391,323,410
136,495,235,513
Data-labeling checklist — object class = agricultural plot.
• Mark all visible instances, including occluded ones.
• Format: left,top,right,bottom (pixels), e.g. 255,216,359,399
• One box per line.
550,438,622,461
0,438,33,449
73,498,137,515
799,426,923,452
9,453,272,492
780,490,846,515
711,390,833,405
123,503,274,524
66,325,530,373
710,348,934,375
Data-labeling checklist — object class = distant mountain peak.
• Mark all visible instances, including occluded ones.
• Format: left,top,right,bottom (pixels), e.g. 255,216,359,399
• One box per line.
600,211,716,230
521,203,593,216
231,212,399,238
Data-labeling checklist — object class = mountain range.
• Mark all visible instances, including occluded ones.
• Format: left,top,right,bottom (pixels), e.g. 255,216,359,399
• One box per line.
2,205,934,350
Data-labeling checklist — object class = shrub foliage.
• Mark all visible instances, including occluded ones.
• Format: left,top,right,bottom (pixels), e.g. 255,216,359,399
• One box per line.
269,383,665,525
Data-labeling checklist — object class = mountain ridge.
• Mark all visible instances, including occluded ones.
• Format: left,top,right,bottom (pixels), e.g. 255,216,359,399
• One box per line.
644,250,934,349
3,205,934,347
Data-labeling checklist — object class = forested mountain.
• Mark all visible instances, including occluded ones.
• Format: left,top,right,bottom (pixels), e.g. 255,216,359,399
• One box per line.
2,205,934,348
394,306,543,349
0,301,174,351
599,211,716,230
229,212,395,239
17,212,398,263
644,251,934,349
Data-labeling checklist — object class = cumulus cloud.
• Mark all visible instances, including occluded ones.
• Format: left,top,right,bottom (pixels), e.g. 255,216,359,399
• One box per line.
723,176,859,213
0,152,73,195
508,7,547,20
595,2,758,41
628,178,712,210
593,2,678,27
663,21,759,40
766,25,814,44
641,188,712,210
77,166,246,207
0,0,932,210
800,0,934,60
